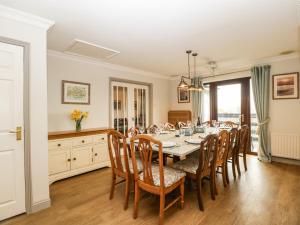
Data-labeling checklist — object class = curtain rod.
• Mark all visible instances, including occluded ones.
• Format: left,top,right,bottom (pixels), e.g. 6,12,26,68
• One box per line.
200,68,250,80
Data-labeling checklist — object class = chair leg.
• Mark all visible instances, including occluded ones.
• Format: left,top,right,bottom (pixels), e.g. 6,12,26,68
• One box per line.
213,171,218,196
180,180,185,209
243,152,247,171
109,173,116,200
232,157,236,180
210,174,216,200
159,194,165,225
225,162,230,184
124,175,130,210
221,165,227,188
236,155,241,176
196,178,204,211
133,182,140,219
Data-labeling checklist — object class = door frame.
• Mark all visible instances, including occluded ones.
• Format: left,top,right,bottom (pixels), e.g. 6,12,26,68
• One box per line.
206,77,256,155
109,77,153,129
0,37,33,213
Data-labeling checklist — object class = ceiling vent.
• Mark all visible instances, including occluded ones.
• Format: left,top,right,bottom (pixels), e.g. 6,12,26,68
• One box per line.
65,39,120,60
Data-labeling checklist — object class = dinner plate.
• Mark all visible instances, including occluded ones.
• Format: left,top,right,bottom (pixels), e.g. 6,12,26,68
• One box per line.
162,141,176,148
185,138,202,144
160,131,170,134
169,128,176,131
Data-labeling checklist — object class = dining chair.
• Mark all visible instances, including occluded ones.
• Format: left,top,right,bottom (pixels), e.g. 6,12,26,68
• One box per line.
172,134,219,211
215,130,230,188
220,121,239,128
107,130,143,210
126,127,140,138
236,125,249,175
130,134,185,225
226,128,239,182
201,120,212,127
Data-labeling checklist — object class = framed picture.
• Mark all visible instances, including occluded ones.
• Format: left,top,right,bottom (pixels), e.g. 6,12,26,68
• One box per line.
272,72,299,100
177,87,190,103
62,80,90,104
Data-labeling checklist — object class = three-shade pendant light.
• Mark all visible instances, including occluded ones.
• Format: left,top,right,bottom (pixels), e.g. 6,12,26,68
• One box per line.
178,50,205,91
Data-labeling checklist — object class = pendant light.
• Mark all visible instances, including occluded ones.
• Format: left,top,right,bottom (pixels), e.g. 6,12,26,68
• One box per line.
188,52,198,91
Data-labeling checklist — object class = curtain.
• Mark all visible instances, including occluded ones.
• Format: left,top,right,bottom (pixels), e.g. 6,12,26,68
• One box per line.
191,77,202,122
251,65,271,162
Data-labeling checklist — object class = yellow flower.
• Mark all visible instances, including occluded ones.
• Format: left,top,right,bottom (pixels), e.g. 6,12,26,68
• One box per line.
70,110,88,121
82,111,89,118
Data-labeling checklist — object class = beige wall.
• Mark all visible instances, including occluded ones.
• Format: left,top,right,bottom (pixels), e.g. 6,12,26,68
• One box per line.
47,52,171,132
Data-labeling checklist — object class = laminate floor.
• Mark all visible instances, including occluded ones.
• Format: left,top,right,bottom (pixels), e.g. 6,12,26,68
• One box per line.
1,156,300,225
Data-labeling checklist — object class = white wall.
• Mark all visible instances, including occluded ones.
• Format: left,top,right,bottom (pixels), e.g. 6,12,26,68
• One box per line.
0,6,53,210
47,51,170,132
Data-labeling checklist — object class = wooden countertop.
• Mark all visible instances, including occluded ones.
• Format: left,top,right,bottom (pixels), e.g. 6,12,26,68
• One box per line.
48,127,114,140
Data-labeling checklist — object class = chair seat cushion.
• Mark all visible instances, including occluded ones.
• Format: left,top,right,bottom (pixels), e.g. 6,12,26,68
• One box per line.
172,156,198,174
139,165,185,187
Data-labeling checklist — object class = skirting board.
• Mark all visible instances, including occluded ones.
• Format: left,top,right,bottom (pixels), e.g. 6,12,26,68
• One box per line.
30,199,51,214
272,156,300,166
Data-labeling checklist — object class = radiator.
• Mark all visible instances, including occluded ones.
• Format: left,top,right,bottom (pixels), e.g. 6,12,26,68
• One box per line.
271,133,300,160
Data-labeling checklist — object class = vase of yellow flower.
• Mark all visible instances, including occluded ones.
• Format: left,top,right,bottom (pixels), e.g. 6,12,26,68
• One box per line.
71,110,88,132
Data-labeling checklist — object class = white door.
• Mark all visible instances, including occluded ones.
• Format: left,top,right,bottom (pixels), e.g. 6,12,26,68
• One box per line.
0,42,25,220
111,82,149,134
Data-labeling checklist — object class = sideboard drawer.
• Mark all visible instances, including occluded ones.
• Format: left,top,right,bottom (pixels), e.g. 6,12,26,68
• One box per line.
49,139,72,150
93,134,107,144
72,136,93,147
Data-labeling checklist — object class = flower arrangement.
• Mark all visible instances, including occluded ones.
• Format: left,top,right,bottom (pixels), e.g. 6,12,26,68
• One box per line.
71,110,88,131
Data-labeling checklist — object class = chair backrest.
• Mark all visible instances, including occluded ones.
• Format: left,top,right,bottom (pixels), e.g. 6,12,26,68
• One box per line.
239,125,249,154
163,122,175,130
147,124,159,134
197,134,219,175
107,130,129,174
228,128,239,159
130,134,164,187
216,130,230,166
126,127,139,138
220,121,239,128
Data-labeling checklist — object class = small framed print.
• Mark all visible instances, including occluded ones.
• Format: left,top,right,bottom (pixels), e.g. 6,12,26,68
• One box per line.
272,72,299,100
177,87,190,103
62,80,91,105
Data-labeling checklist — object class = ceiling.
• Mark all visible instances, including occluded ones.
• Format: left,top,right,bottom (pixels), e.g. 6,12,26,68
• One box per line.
0,0,299,77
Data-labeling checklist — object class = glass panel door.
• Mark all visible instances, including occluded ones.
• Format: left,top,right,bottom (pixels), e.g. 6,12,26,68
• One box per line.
217,83,241,124
111,82,149,134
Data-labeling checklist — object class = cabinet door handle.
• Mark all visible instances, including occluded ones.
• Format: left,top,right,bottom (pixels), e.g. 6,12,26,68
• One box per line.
73,157,77,161
95,153,98,156
101,138,104,140
67,159,71,162
81,140,85,143
58,143,61,147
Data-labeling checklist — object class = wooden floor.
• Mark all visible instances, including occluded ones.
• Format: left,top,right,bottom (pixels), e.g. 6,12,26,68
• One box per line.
2,156,300,225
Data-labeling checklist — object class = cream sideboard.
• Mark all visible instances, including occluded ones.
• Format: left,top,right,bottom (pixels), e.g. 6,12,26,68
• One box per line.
48,128,113,184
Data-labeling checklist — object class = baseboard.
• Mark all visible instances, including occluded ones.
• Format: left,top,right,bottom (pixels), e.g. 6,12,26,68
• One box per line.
29,198,51,213
272,156,300,166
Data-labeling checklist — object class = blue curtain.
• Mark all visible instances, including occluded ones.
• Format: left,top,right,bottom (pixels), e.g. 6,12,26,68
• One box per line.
191,77,202,122
251,65,271,162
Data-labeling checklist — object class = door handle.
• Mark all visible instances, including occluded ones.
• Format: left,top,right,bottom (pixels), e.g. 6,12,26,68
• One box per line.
9,126,22,141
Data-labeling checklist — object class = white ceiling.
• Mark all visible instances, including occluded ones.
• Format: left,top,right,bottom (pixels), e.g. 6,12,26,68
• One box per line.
0,0,299,77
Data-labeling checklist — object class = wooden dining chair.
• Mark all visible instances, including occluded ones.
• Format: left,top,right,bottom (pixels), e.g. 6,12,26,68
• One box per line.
215,130,230,188
175,121,187,129
236,125,249,175
226,128,239,182
220,121,239,128
201,120,212,127
130,134,185,225
126,127,139,138
172,134,219,211
107,130,143,210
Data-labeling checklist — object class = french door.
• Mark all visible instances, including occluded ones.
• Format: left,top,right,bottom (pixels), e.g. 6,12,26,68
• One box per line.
111,81,149,134
209,77,257,154
0,42,26,220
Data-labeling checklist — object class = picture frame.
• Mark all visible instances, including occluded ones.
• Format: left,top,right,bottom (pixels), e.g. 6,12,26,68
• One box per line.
177,87,190,103
272,72,299,100
62,80,91,105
